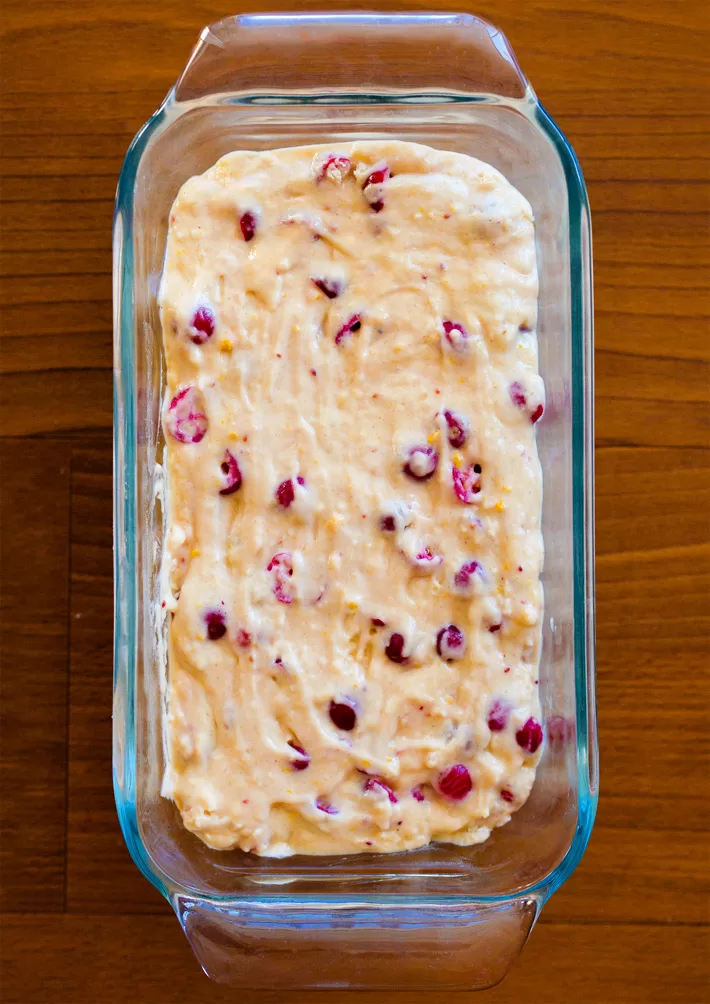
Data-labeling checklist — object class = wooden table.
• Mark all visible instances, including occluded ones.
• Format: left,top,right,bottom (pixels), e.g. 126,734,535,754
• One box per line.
1,1,708,1001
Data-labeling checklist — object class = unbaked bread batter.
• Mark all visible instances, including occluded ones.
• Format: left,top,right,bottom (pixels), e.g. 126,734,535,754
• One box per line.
159,141,545,856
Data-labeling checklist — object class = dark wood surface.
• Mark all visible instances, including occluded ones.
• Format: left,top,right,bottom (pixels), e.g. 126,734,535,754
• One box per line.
1,1,709,1001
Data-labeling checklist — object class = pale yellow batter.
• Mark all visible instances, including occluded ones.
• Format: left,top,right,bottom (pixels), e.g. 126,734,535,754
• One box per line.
159,140,545,856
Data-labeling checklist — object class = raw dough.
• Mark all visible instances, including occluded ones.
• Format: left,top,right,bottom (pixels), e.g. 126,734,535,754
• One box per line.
159,140,544,856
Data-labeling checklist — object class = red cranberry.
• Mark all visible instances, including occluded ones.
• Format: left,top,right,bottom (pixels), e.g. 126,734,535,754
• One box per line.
509,381,544,424
385,632,407,664
411,547,443,573
452,464,482,503
335,313,362,345
442,320,470,355
442,409,469,448
371,618,386,627
287,740,310,771
218,450,242,495
312,277,343,299
379,515,396,533
204,609,226,641
266,552,294,604
501,789,515,802
276,476,305,508
362,164,390,212
316,798,338,815
438,764,473,800
412,786,425,802
316,154,353,182
166,387,208,444
267,552,292,573
403,445,439,481
363,165,391,189
488,621,503,633
329,700,357,731
236,629,251,648
487,699,511,732
239,210,257,242
453,559,486,594
188,305,215,345
363,777,398,804
516,717,543,753
436,624,466,660
510,382,527,408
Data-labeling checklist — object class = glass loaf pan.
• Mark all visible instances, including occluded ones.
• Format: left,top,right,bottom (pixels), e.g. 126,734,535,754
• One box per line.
113,11,596,991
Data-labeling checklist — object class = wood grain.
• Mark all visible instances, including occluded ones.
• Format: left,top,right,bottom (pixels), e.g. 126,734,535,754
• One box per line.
66,444,165,915
1,0,709,1000
2,915,709,1004
0,441,71,912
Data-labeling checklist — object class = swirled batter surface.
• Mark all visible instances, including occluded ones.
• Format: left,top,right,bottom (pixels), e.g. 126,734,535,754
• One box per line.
160,141,545,856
